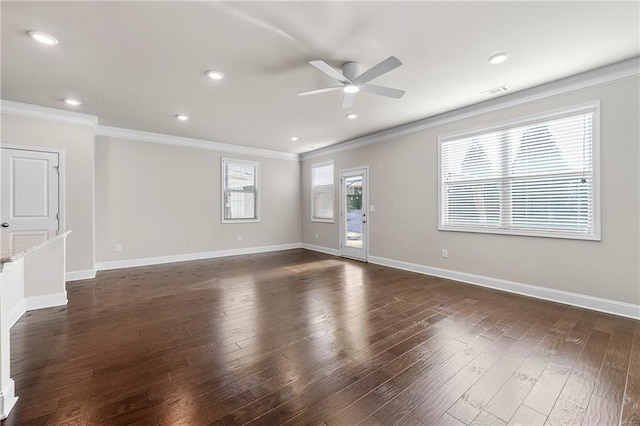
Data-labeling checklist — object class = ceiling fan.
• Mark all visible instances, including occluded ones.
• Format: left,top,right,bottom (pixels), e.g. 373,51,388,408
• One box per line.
297,56,405,109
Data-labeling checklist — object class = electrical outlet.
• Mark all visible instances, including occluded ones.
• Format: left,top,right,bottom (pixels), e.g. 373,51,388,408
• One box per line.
237,235,242,242
315,233,319,239
115,244,122,252
441,249,448,258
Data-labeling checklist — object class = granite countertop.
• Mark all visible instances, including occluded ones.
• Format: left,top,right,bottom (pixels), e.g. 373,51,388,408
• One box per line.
1,229,71,264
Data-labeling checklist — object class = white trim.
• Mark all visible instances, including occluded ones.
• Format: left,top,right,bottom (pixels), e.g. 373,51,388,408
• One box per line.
25,292,67,311
339,166,369,262
221,157,261,223
97,125,299,161
310,160,335,223
1,100,299,161
437,101,600,241
301,243,340,257
302,58,639,160
437,101,601,142
0,379,18,420
368,255,640,320
1,99,98,127
0,145,67,233
66,269,96,281
96,243,302,271
7,300,26,329
7,292,69,328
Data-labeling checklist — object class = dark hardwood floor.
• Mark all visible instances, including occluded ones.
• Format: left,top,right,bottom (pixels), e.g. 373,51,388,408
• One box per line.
3,249,639,425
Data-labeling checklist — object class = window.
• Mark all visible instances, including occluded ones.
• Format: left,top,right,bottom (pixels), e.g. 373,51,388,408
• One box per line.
439,103,599,240
222,158,259,223
311,160,334,222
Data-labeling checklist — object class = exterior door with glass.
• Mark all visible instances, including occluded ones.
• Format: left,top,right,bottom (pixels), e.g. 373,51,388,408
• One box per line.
340,168,367,261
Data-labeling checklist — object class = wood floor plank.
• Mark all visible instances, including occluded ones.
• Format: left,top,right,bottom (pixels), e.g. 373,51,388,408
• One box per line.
621,326,640,426
318,337,467,425
484,356,546,421
507,405,547,426
522,363,572,415
445,351,522,422
593,327,634,403
470,410,508,426
2,249,638,425
545,398,585,425
582,394,621,425
410,344,507,424
365,340,487,425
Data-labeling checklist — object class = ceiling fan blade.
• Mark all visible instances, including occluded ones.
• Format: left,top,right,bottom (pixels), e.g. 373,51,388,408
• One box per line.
309,60,349,83
360,84,405,99
297,86,343,96
352,56,402,85
342,92,355,109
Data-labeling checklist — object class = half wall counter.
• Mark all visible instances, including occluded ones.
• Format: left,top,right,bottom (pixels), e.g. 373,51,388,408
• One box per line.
0,229,70,419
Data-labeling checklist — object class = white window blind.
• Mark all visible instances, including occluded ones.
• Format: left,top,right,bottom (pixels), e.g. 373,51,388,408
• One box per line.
440,104,599,240
222,158,259,222
311,161,334,222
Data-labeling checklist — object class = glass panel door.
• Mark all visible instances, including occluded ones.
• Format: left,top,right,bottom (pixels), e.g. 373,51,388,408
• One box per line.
341,168,367,261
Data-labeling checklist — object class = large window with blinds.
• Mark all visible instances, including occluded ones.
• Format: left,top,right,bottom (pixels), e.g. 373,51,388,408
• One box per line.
439,103,599,240
222,158,259,223
311,160,334,222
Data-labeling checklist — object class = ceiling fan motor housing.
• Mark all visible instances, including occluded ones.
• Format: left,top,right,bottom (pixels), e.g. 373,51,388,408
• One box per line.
342,62,361,81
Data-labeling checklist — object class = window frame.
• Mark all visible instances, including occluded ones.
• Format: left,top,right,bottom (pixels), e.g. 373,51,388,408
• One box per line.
438,101,601,241
310,160,335,223
221,157,260,224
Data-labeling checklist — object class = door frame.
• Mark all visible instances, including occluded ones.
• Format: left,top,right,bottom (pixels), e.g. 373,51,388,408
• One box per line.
339,165,369,262
1,144,66,231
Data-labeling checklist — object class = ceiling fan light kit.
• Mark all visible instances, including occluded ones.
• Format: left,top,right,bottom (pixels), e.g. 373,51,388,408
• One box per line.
298,56,405,109
343,84,359,94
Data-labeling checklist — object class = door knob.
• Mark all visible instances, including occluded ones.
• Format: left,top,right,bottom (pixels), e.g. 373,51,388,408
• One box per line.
1,223,9,228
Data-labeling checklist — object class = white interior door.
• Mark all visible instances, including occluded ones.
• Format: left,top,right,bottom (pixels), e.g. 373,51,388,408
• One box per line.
1,148,60,231
340,168,367,261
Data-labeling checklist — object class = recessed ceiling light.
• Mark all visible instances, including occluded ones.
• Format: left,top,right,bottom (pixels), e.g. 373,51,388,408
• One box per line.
207,70,225,80
290,136,299,141
346,113,358,119
343,84,359,94
28,31,58,45
64,98,81,106
488,52,509,65
176,115,190,121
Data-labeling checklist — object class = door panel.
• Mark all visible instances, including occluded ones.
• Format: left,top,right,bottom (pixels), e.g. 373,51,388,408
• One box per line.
1,148,59,231
340,168,367,261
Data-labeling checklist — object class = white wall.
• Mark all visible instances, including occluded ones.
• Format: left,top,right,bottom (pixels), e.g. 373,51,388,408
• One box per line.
302,77,640,307
1,114,95,274
95,136,301,263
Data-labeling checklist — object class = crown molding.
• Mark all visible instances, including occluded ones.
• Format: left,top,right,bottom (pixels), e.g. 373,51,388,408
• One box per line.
301,57,640,161
0,100,298,161
3,57,637,163
95,125,299,161
1,99,99,127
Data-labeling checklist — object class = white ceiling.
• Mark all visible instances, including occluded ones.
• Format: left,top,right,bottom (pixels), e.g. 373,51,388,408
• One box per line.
2,1,639,154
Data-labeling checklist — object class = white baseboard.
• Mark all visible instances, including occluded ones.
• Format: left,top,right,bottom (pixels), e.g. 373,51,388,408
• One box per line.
7,300,26,328
25,292,68,311
0,379,18,420
301,243,341,256
368,255,640,320
7,293,67,328
66,269,96,281
96,243,303,271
